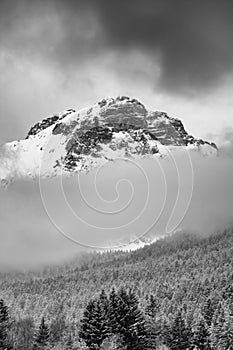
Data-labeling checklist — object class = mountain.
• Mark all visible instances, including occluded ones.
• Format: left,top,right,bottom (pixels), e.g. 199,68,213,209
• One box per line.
0,96,217,184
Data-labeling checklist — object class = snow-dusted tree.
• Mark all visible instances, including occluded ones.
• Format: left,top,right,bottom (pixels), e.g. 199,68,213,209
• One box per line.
50,312,66,346
79,291,110,350
210,304,225,349
109,287,147,350
159,316,173,348
33,317,50,350
169,310,189,350
145,294,158,319
192,316,210,350
218,312,233,350
201,298,215,327
0,299,10,350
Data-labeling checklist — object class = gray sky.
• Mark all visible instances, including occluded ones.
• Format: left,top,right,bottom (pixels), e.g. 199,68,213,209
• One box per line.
0,0,233,143
1,1,233,269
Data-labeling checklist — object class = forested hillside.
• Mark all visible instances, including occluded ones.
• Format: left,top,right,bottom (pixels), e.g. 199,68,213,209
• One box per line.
0,228,233,349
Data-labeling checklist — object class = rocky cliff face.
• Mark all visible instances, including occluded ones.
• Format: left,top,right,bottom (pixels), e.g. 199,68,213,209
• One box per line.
26,96,217,147
26,109,76,139
0,96,217,183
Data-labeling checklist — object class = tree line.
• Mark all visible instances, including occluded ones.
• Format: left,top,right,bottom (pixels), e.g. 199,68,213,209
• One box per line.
0,228,233,349
1,284,233,349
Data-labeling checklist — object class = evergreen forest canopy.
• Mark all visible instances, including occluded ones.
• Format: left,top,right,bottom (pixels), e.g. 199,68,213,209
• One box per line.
0,227,233,349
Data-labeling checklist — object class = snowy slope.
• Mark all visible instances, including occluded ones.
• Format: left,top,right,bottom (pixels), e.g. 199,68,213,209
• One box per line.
0,96,217,185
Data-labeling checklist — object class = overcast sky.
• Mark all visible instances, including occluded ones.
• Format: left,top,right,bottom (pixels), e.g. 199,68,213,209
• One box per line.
1,0,233,144
1,0,233,268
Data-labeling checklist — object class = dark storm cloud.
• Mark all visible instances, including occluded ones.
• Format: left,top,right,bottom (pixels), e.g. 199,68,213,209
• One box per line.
95,0,233,93
1,0,233,94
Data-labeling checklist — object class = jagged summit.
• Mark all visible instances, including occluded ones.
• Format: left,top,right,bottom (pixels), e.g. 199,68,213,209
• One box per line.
26,109,76,139
26,96,147,139
0,96,217,183
25,95,217,147
97,95,145,108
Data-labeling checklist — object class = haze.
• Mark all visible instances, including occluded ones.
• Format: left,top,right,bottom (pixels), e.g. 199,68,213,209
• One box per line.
0,0,233,268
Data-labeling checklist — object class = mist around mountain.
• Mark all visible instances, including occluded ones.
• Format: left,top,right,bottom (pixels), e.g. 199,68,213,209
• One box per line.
0,97,232,269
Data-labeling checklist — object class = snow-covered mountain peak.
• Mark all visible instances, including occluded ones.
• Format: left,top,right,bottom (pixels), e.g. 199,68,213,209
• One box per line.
26,108,76,139
0,96,217,184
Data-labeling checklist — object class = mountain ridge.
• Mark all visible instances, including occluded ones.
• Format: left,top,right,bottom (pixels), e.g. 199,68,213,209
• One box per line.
0,96,217,184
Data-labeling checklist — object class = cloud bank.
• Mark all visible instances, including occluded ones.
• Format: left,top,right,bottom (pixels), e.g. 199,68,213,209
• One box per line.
1,0,233,94
0,149,233,269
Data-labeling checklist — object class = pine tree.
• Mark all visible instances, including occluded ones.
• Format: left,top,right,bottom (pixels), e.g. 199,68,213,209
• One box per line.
108,288,121,335
160,316,173,348
211,304,225,349
218,312,233,350
50,312,66,346
109,287,147,350
33,317,50,350
170,310,189,350
146,295,158,319
0,299,10,350
210,305,225,349
99,289,110,322
145,317,161,349
185,308,194,348
79,291,110,350
127,289,147,346
14,317,34,350
192,317,210,350
202,298,215,327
